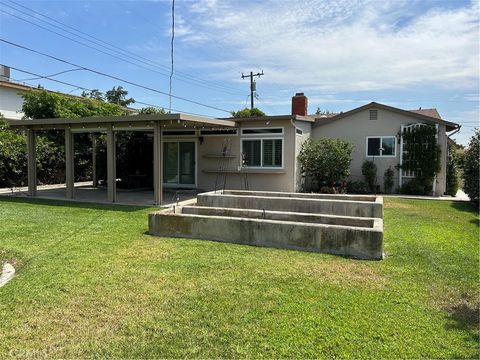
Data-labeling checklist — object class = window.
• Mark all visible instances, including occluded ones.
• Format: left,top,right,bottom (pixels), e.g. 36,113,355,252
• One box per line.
296,128,303,135
366,136,396,157
200,129,238,136
241,128,283,135
242,139,282,167
163,130,196,136
369,109,378,120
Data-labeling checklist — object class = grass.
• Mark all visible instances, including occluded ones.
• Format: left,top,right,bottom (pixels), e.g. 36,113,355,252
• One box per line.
0,196,478,358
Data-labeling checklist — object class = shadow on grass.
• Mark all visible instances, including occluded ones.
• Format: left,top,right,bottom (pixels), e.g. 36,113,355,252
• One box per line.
0,195,152,213
450,201,479,218
445,302,480,345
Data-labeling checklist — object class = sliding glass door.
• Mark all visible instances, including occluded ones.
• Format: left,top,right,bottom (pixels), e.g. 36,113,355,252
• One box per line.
163,141,195,186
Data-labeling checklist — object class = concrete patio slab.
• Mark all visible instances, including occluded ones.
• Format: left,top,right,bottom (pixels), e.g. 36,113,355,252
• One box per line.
0,182,197,207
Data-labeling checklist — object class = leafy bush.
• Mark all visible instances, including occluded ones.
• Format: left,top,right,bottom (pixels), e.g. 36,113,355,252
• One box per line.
399,178,429,195
346,181,369,194
400,124,441,195
362,160,377,193
319,186,336,194
0,117,27,188
231,108,266,117
463,129,479,204
383,167,395,194
22,90,126,119
0,118,68,188
298,138,354,190
446,143,460,196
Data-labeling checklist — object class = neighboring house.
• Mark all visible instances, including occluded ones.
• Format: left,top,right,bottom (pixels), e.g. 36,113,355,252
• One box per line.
0,65,134,120
309,98,459,195
0,65,29,120
5,91,459,204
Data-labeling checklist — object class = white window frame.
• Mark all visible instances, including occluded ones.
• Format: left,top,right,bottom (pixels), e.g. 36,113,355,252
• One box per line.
240,127,284,169
365,136,397,157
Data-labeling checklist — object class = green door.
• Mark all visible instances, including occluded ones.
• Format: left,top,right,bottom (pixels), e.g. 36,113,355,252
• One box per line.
163,141,195,186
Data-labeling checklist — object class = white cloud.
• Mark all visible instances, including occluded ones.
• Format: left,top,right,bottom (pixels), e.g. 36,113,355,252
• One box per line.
179,0,479,92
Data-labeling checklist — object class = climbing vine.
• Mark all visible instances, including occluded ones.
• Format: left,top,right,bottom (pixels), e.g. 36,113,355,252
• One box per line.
400,124,441,195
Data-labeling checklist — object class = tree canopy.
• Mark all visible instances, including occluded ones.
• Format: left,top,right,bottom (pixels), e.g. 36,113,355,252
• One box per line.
22,90,127,119
138,106,166,115
231,108,266,118
105,86,135,106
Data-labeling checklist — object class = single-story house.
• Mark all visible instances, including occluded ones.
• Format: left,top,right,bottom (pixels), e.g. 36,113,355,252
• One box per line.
5,93,460,205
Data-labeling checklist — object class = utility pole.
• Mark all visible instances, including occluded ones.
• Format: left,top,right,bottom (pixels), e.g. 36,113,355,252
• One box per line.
241,70,264,109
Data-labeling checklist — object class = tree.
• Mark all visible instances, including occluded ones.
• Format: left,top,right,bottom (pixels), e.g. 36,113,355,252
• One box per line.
446,141,460,196
15,90,127,186
463,129,479,204
315,107,332,115
138,106,166,115
105,86,135,106
231,108,266,117
81,89,104,101
298,138,354,190
22,90,126,119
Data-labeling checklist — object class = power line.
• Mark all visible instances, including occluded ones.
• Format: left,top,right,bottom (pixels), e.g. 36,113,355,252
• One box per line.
2,0,246,96
8,67,214,118
0,38,232,113
15,68,83,81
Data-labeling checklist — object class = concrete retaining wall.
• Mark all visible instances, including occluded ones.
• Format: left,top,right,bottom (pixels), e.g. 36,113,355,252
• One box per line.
149,209,384,259
223,190,378,202
197,192,383,218
181,206,375,228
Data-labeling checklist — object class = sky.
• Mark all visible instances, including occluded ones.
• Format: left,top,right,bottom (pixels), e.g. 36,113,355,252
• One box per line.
0,0,478,144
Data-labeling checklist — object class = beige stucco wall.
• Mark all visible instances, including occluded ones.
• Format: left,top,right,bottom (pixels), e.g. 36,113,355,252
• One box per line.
196,119,298,192
312,108,447,195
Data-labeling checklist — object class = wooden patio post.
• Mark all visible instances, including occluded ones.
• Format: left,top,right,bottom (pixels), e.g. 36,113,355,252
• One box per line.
65,127,74,199
107,124,116,202
27,128,37,196
153,121,163,206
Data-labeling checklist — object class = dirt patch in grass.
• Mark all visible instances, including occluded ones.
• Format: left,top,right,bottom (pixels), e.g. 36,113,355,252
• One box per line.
294,258,386,288
431,288,480,326
0,249,24,271
385,201,416,210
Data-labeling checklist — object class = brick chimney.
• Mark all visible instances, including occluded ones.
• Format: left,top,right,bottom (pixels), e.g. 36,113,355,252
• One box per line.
291,92,308,116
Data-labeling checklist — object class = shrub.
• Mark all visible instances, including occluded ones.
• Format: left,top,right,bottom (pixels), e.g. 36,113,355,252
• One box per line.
446,143,460,196
399,178,429,195
319,186,336,194
463,129,479,204
362,160,377,193
298,138,354,191
346,181,369,194
384,167,395,194
0,117,27,189
400,124,441,195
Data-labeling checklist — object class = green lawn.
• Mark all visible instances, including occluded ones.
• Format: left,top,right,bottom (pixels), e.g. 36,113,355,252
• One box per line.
0,197,478,358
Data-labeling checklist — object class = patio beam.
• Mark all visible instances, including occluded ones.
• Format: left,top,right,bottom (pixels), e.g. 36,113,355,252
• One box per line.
26,128,37,196
153,121,163,206
65,127,74,199
106,124,116,202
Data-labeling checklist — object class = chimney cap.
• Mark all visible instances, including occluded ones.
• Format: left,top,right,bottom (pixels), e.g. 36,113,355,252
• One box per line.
294,92,305,96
